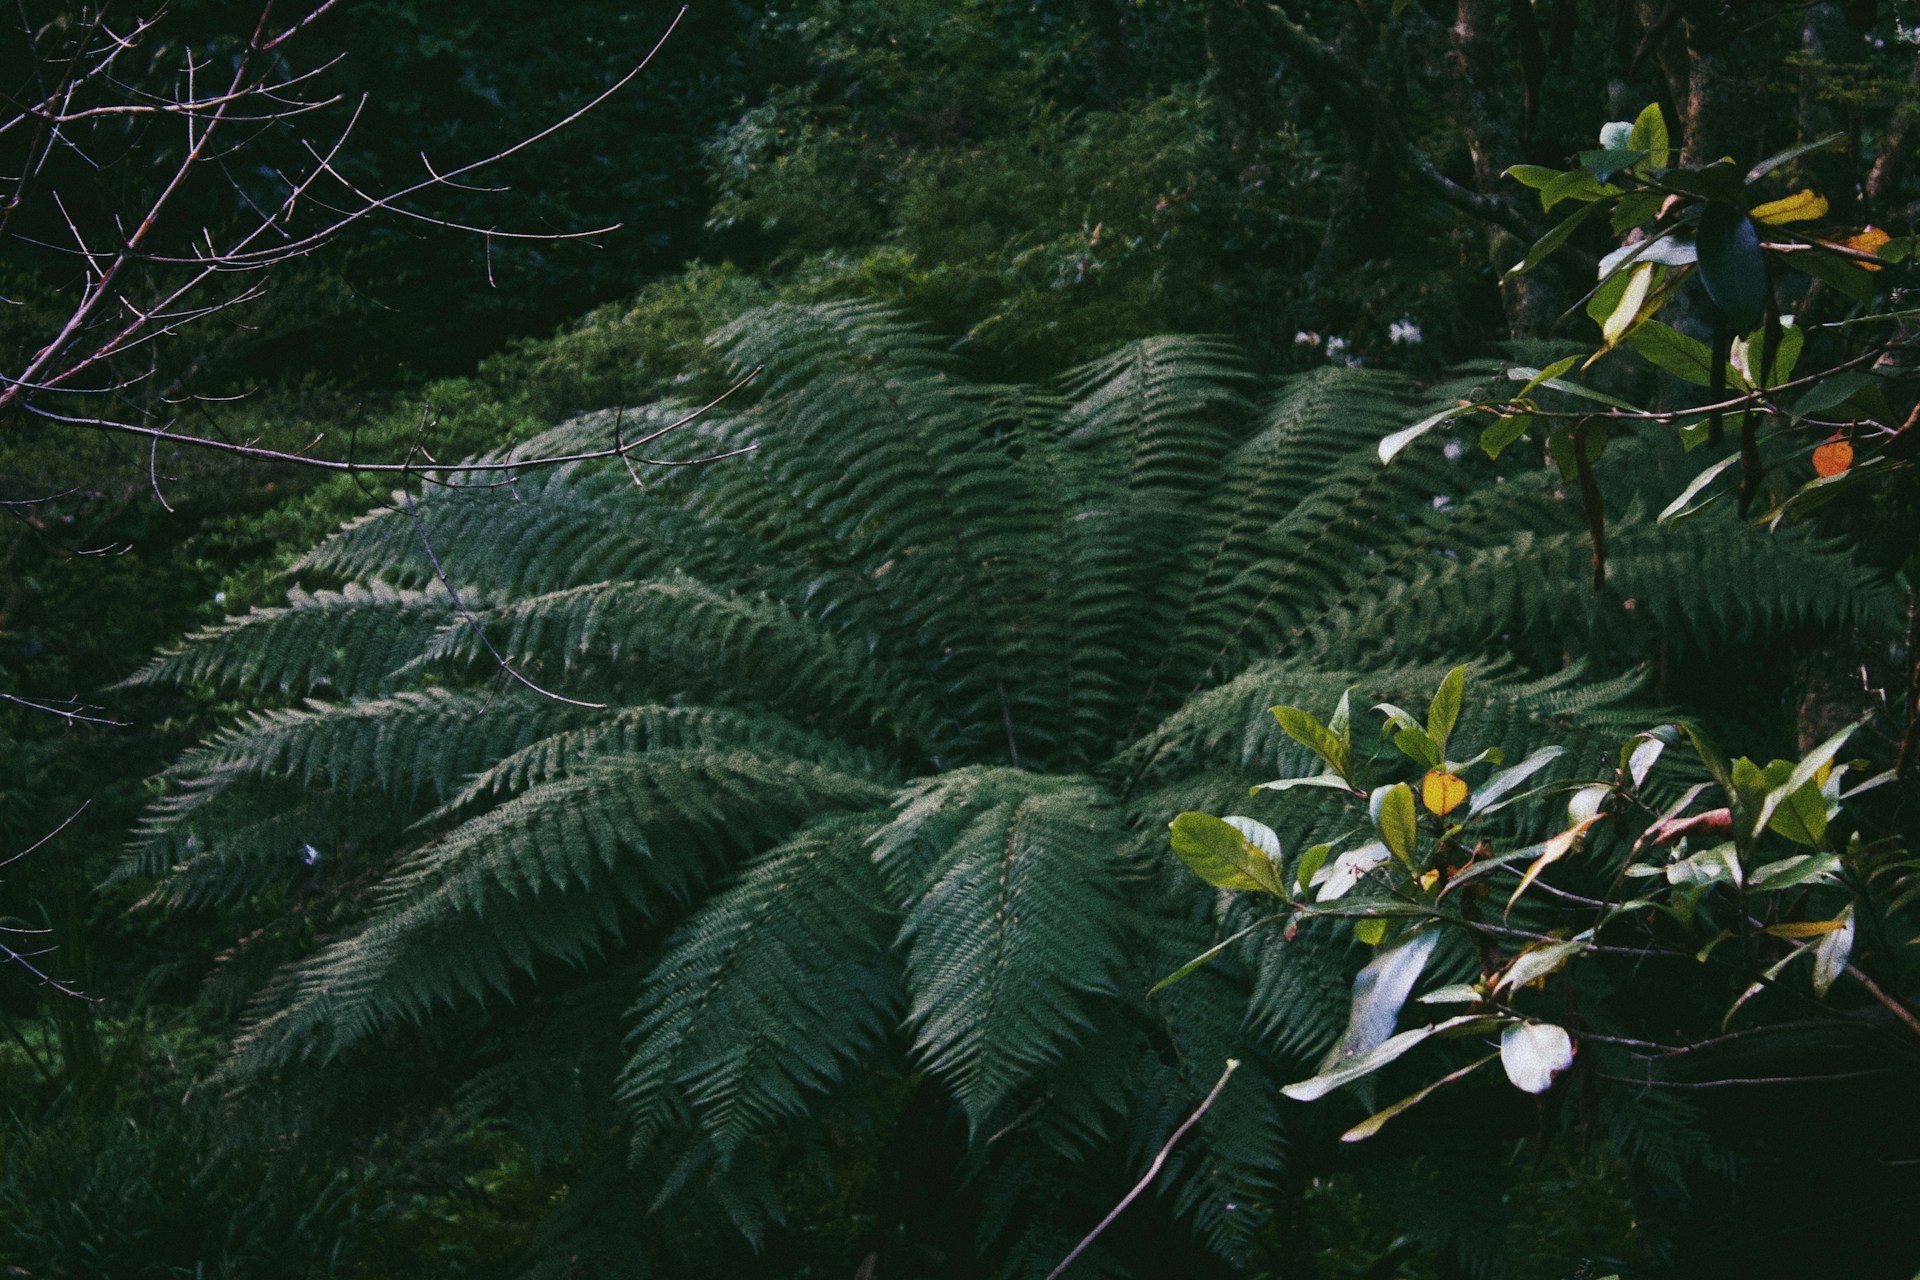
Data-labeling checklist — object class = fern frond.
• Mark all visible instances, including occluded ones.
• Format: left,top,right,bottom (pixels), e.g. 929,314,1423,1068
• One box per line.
124,581,454,697
877,769,1133,1127
230,753,889,1068
618,814,901,1161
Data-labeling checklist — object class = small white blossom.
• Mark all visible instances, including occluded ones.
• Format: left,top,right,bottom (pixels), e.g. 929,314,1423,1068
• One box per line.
1389,318,1422,345
213,590,227,605
1599,120,1633,150
1325,335,1348,359
1294,329,1321,348
302,843,322,866
1443,440,1465,462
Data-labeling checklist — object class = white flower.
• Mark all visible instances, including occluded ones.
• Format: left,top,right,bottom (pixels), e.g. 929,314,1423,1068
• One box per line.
1599,120,1633,150
1389,318,1422,345
1443,440,1465,462
1325,335,1348,359
213,590,227,605
1293,330,1321,348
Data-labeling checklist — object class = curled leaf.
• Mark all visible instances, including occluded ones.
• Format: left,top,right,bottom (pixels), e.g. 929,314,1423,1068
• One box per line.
1500,1021,1575,1094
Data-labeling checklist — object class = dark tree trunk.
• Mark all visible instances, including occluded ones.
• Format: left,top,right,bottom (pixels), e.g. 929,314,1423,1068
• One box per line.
1797,1,1859,209
1450,0,1558,335
1679,2,1770,167
1076,0,1139,106
1200,0,1281,188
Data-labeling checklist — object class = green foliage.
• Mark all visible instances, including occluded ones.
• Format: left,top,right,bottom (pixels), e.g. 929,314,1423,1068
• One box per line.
114,298,1895,1276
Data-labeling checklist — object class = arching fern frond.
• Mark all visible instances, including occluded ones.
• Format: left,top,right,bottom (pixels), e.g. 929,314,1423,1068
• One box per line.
877,769,1134,1127
618,814,901,1161
125,581,456,698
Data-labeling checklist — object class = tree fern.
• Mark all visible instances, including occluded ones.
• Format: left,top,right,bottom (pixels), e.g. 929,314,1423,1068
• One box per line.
127,302,1893,1276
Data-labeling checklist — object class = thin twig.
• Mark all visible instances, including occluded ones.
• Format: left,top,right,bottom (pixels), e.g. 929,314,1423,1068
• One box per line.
1045,1058,1241,1280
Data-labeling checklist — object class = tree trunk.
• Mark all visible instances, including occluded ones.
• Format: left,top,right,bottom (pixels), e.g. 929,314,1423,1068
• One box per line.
1679,2,1770,167
1450,0,1558,335
1200,0,1281,189
1076,0,1139,107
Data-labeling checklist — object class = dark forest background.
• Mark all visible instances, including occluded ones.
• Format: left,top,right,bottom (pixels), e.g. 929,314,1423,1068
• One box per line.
4,2,1920,1277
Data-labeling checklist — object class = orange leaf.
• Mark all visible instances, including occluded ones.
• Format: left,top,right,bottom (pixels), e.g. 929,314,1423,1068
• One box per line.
1422,770,1469,816
1812,432,1853,478
1839,225,1892,272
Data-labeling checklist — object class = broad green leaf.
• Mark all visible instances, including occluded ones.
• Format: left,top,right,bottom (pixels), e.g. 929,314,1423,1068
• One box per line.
1500,1021,1575,1094
1746,131,1846,181
1579,148,1647,178
1170,812,1284,894
1426,664,1466,753
1480,413,1531,459
1505,164,1565,190
1784,245,1877,301
1747,853,1841,892
1373,783,1419,866
1658,452,1739,529
1293,843,1332,897
1271,705,1352,780
1752,722,1855,841
1627,320,1717,386
1327,689,1353,752
1546,423,1607,483
1149,914,1281,996
1393,726,1442,769
1628,101,1670,168
1468,746,1566,817
1656,161,1746,204
1379,404,1470,464
1697,205,1768,333
1757,316,1804,384
1725,942,1815,1028
1541,168,1619,210
1812,905,1855,997
1791,371,1884,419
1679,722,1734,792
1509,355,1582,400
1354,917,1389,946
1282,1014,1491,1102
1494,939,1586,995
1340,1052,1499,1142
1509,199,1607,275
1516,371,1643,411
1766,781,1829,847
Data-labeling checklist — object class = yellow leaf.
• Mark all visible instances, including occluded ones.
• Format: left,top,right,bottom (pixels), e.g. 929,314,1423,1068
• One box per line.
1812,432,1852,478
1422,770,1469,816
1762,919,1846,938
1750,189,1829,225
